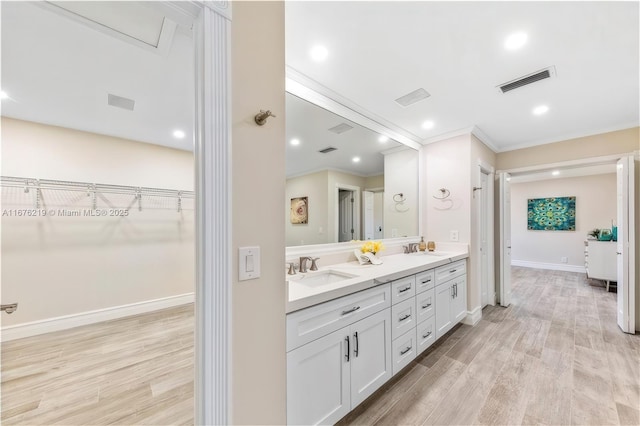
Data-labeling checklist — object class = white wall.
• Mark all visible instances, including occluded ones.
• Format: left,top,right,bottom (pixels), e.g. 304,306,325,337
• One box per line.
384,149,419,238
510,173,617,270
1,117,194,327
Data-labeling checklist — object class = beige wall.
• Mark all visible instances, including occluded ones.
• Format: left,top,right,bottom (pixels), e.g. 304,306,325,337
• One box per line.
285,171,329,246
231,2,286,424
1,117,194,326
511,174,616,267
497,127,639,170
384,149,419,238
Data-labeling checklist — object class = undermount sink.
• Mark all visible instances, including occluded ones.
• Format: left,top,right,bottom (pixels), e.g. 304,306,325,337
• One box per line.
288,270,358,286
410,251,454,257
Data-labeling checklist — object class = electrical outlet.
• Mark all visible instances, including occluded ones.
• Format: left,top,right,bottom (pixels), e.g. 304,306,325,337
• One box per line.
392,228,398,237
450,230,459,241
561,256,568,263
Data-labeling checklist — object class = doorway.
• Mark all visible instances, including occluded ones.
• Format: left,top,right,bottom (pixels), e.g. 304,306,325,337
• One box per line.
363,189,384,240
335,184,361,242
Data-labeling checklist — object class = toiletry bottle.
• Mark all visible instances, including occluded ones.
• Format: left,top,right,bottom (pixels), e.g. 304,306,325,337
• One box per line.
419,236,427,252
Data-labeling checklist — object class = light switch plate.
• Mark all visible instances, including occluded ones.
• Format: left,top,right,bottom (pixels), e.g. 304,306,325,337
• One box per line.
239,246,260,281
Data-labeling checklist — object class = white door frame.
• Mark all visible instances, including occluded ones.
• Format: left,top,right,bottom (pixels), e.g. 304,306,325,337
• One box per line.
617,155,636,333
497,152,637,330
498,172,512,307
190,2,232,425
334,183,361,242
476,160,495,307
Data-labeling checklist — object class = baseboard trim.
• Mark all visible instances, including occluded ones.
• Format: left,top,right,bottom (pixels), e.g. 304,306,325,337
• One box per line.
511,260,586,274
1,293,195,342
463,305,482,326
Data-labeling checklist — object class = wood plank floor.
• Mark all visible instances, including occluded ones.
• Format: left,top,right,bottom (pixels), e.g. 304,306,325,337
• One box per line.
338,267,640,426
2,267,639,425
1,304,194,425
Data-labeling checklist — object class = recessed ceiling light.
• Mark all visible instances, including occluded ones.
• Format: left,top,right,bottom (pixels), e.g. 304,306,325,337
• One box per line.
352,156,361,163
173,130,186,139
378,135,389,143
290,138,300,146
310,45,329,62
552,170,560,176
504,32,528,50
422,120,435,129
0,91,9,100
533,105,549,115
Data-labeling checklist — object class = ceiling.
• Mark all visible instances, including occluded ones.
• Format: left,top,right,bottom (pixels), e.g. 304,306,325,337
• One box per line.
1,2,638,161
285,1,639,152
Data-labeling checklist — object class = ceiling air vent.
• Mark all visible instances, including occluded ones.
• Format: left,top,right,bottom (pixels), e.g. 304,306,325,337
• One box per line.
395,88,431,107
328,123,354,134
318,147,337,154
108,93,135,111
498,67,555,93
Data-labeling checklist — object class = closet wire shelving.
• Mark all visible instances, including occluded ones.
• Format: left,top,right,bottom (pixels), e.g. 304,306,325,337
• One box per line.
1,176,195,213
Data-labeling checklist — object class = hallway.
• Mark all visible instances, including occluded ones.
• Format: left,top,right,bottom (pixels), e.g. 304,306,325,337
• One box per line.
339,267,640,425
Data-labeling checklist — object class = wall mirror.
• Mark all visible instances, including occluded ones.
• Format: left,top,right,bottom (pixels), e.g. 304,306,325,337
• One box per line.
285,92,420,247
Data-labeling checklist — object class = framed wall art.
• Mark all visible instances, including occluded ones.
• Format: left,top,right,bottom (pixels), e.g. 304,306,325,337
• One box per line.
527,196,576,231
290,196,308,224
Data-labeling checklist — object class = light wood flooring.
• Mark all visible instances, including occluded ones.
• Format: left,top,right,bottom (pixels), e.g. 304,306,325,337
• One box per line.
2,268,639,425
1,304,194,425
338,267,640,426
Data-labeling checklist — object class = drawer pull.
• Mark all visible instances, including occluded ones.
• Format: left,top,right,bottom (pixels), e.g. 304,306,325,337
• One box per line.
398,286,411,293
399,314,411,322
422,331,432,339
345,336,350,362
421,279,431,284
400,346,412,355
422,303,432,309
354,332,359,357
449,269,457,273
341,306,361,315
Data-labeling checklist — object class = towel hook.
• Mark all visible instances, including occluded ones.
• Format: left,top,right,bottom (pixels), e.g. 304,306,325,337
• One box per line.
255,110,276,126
433,188,450,200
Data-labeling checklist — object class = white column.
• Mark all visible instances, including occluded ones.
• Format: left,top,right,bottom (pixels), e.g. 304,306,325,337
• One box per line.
194,2,232,425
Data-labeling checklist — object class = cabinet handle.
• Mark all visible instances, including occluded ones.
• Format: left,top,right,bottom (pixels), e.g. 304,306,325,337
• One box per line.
341,306,360,315
455,283,458,298
399,314,411,322
449,269,457,273
400,346,412,355
421,279,431,284
422,303,432,309
354,332,359,358
422,331,432,339
398,286,411,293
345,336,350,362
451,286,455,298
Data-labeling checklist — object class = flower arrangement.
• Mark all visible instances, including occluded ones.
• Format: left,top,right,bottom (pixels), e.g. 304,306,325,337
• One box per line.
360,240,384,255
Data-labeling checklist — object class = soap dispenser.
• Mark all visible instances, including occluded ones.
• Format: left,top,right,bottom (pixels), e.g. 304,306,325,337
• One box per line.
418,236,427,252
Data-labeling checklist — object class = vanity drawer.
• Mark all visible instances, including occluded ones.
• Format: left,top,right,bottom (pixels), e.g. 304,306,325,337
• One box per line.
390,275,416,305
391,297,416,339
417,315,436,355
286,284,391,352
416,288,435,324
415,269,435,294
392,328,417,375
435,260,466,285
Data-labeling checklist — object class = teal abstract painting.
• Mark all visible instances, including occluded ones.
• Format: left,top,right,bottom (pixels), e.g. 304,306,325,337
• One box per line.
527,196,576,231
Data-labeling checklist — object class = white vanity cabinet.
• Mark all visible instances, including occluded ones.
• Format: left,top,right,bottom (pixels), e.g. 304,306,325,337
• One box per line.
286,286,392,425
434,260,467,339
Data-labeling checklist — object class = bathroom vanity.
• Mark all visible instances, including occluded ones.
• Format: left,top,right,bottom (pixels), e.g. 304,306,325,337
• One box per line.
285,247,469,425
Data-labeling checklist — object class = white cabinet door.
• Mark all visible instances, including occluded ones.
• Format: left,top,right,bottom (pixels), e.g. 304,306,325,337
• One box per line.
435,282,453,339
451,275,467,324
350,309,392,407
287,327,350,425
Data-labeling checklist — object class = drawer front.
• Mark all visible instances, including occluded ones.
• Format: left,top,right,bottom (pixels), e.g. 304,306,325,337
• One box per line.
415,269,435,294
391,297,416,339
416,287,435,324
392,328,417,375
416,316,436,355
286,285,391,352
435,260,466,285
391,275,416,305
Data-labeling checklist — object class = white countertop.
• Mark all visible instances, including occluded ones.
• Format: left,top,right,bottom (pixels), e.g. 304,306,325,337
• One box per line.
286,248,469,313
